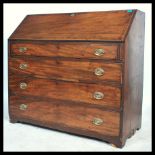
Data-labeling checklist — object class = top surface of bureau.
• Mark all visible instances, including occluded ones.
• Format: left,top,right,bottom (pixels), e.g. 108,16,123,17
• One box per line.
9,10,136,42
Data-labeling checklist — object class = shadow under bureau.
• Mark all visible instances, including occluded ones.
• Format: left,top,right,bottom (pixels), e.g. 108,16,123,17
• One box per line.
8,10,145,148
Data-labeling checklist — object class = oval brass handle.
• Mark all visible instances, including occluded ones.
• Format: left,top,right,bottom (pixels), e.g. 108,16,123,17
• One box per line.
93,92,104,100
94,49,104,56
92,118,103,126
19,104,28,110
19,47,27,52
20,82,27,89
19,64,28,69
94,68,104,76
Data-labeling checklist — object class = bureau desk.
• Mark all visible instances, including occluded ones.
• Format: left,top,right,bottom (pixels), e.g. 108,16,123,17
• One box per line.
8,10,145,148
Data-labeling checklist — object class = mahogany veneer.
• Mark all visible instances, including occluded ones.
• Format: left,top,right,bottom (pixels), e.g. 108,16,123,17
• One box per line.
8,10,145,148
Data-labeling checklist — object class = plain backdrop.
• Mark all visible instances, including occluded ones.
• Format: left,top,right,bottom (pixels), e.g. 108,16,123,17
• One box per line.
3,3,152,152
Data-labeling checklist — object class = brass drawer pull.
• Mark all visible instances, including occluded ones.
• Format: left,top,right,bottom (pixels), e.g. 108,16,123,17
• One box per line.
19,47,27,52
19,104,28,110
92,118,103,126
93,92,104,100
94,68,104,76
20,82,27,89
19,64,28,69
94,49,104,56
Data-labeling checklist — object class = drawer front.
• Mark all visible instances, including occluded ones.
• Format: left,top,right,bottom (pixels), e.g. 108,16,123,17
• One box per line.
9,76,121,109
9,58,122,83
10,42,119,60
9,96,120,137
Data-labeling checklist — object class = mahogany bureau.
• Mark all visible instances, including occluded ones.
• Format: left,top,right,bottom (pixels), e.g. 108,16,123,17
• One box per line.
8,10,145,148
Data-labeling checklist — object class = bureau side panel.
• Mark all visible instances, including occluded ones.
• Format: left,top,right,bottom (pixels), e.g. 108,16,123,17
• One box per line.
122,10,145,142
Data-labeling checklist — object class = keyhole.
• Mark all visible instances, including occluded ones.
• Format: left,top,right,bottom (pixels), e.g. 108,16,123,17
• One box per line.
70,13,75,16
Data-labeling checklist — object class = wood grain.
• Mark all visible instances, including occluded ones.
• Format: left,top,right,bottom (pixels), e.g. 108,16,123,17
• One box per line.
10,42,119,60
9,10,135,41
121,10,145,144
9,95,120,136
9,57,122,83
9,75,121,109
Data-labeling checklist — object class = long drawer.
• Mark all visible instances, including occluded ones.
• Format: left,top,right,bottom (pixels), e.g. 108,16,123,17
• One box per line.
9,75,121,109
9,57,122,83
10,42,119,60
9,95,120,137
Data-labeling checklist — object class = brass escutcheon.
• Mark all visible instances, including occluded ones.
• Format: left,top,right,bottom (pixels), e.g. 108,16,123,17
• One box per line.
94,68,104,76
19,47,27,52
70,13,75,16
19,64,28,69
93,92,104,100
19,104,28,110
92,118,103,126
20,82,27,89
94,49,104,56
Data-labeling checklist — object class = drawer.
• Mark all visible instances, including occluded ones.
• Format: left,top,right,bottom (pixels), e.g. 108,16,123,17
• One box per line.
9,75,121,109
9,95,120,137
10,42,119,60
9,58,122,83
